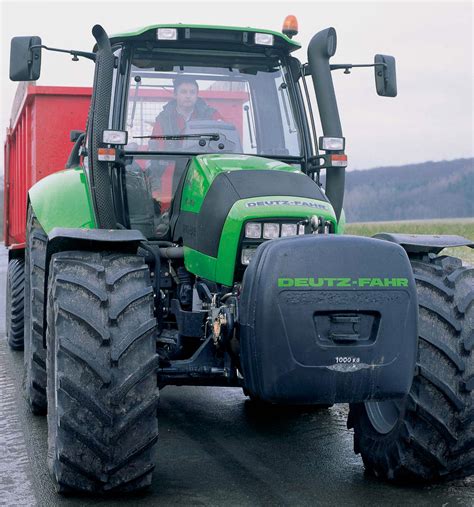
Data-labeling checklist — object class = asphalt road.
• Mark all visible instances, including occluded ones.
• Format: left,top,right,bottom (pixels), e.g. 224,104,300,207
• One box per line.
0,246,473,506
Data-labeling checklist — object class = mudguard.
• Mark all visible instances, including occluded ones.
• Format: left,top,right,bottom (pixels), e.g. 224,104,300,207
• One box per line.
47,227,145,257
373,233,474,254
239,235,418,404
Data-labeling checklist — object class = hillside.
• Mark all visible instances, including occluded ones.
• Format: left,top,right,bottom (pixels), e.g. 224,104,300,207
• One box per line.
339,158,473,222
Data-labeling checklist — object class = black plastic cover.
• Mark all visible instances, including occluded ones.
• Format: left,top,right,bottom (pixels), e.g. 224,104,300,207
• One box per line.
48,227,145,245
239,235,418,404
373,233,474,254
173,169,328,257
46,227,146,264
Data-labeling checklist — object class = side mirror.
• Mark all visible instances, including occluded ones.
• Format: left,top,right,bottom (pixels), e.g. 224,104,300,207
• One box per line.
374,54,397,97
10,36,42,81
70,130,84,142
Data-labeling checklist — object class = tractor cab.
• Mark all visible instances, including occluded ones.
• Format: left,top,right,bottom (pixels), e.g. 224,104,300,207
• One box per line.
112,25,308,241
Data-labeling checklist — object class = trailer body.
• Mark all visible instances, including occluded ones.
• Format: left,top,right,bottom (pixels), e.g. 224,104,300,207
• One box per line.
3,84,249,248
3,85,92,248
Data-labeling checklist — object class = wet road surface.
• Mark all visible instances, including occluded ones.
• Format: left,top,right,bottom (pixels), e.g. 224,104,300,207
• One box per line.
0,247,473,506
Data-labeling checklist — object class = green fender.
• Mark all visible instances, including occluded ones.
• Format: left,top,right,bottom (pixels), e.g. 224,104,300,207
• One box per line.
28,166,97,234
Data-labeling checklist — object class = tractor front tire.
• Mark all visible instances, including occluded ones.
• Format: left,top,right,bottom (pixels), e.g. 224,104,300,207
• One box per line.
348,254,473,482
24,209,48,414
6,258,25,350
46,251,159,493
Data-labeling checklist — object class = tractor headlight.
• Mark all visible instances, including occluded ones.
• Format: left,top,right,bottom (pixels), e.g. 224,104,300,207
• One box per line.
263,223,280,239
281,224,298,237
245,222,262,239
241,247,257,265
255,33,274,46
102,130,128,145
157,28,178,40
319,136,345,151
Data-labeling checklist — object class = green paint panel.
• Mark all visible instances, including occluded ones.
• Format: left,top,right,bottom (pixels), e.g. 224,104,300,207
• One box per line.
110,24,301,51
183,195,337,286
183,246,217,281
28,167,96,234
181,154,300,213
338,208,346,234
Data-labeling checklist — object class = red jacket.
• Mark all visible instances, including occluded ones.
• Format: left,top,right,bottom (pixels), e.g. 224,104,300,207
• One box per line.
147,98,223,209
150,97,223,149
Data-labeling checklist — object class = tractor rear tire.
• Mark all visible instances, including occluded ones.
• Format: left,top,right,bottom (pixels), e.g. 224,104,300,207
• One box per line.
46,251,159,493
348,254,474,482
24,209,48,414
6,258,25,350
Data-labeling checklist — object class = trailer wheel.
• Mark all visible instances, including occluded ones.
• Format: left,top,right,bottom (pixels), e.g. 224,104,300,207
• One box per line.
46,251,159,493
348,254,474,482
24,209,48,414
6,258,25,350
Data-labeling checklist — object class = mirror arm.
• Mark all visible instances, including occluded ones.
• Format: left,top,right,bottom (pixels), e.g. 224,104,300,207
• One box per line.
30,44,96,62
303,61,387,75
330,62,387,74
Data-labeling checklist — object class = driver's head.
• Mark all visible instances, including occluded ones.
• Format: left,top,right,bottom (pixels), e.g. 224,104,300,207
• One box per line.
173,76,199,111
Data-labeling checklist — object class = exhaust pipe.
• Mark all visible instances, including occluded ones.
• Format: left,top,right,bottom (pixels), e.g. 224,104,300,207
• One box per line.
307,27,344,222
89,25,116,228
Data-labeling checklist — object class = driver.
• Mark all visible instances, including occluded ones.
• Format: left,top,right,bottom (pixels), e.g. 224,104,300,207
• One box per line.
150,75,223,147
146,76,224,234
148,75,223,196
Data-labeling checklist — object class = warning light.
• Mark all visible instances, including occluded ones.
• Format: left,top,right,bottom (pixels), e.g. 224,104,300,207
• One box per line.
329,154,348,167
98,148,116,162
282,15,298,39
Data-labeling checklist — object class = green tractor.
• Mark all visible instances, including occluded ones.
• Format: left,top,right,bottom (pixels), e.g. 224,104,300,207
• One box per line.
8,20,473,493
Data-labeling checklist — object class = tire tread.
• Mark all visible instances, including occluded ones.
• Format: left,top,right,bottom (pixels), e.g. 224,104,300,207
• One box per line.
349,254,474,482
46,250,159,493
6,258,25,350
24,210,47,414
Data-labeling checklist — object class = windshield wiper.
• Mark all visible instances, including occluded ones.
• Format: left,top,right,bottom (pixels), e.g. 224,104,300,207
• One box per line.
123,149,303,163
133,133,220,141
128,75,141,129
243,105,257,149
279,82,296,134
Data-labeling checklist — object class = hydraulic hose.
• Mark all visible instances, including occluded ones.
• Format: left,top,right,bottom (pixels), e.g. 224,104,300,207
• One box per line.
159,247,184,259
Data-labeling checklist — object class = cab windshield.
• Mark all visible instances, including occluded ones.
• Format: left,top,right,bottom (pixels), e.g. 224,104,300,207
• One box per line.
124,47,301,157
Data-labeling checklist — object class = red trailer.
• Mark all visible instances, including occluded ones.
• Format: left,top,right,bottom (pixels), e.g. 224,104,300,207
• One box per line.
3,84,92,249
3,84,248,249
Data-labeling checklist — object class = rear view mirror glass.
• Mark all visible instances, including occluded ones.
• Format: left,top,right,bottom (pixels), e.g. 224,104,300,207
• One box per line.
10,36,42,81
374,54,397,97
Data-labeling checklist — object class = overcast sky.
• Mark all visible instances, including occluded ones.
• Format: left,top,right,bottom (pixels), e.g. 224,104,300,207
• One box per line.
1,0,473,172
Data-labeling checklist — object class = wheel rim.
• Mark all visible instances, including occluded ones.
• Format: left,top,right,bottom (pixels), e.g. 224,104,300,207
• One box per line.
365,400,402,434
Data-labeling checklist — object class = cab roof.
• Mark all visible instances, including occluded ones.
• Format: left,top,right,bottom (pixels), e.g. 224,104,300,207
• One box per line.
108,23,301,53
